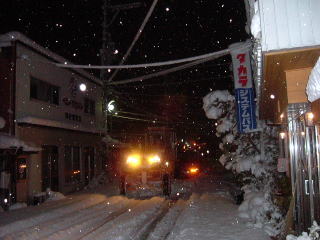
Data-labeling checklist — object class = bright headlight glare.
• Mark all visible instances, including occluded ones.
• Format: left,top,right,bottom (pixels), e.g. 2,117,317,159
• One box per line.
148,155,161,164
126,155,141,167
189,167,199,174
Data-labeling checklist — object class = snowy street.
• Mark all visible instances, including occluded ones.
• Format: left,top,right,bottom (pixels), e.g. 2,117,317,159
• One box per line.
0,175,270,240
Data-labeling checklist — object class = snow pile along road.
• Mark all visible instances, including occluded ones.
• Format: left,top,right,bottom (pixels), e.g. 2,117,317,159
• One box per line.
0,176,271,240
166,192,270,240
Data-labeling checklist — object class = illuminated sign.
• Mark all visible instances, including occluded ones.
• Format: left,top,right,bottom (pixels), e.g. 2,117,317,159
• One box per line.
230,41,257,133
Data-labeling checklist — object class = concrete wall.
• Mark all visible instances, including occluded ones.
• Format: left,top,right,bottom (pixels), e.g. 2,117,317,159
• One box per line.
15,43,105,132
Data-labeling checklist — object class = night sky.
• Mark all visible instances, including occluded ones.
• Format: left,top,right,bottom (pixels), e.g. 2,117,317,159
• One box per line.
1,0,248,157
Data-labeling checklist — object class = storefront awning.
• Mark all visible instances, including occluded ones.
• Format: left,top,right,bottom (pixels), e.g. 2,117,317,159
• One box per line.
260,46,320,123
0,134,41,153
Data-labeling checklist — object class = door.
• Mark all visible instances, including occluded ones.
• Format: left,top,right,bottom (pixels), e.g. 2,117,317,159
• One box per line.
16,157,28,202
84,147,94,185
289,110,320,233
0,153,16,206
42,146,59,191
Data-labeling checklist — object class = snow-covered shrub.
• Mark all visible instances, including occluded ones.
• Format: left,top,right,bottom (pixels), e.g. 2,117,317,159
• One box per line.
203,90,283,236
287,221,320,240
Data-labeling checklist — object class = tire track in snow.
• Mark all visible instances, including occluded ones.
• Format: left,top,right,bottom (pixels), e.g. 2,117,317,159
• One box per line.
79,197,165,240
131,199,178,240
0,194,109,238
146,199,187,240
2,196,132,240
46,199,141,240
0,194,86,227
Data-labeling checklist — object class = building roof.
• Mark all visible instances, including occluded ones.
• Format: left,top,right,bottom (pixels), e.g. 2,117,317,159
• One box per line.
0,31,102,86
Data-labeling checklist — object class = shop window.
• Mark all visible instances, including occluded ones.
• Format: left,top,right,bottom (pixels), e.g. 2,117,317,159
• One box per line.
64,146,81,183
30,76,59,105
84,98,95,115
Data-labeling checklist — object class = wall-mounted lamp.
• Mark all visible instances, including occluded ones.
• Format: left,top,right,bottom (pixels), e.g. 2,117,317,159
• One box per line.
280,113,284,120
280,132,286,139
107,100,116,112
305,112,314,126
79,83,87,92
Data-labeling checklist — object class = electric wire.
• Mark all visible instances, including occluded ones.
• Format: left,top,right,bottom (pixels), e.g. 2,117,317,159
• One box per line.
106,50,230,85
56,49,230,70
107,0,159,82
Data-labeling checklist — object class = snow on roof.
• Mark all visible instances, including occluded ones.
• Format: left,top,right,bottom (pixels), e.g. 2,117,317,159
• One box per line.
0,134,41,152
306,57,320,102
16,116,104,135
102,135,123,146
0,31,102,86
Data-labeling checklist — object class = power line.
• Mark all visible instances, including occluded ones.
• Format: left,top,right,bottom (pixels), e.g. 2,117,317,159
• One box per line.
113,75,231,88
107,0,159,82
56,49,230,70
107,49,230,85
111,114,167,123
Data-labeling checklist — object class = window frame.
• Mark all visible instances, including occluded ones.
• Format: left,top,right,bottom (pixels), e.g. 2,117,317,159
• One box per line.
30,76,60,105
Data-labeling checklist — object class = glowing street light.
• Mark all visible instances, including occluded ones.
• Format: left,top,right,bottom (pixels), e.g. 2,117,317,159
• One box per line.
79,83,87,92
107,100,116,112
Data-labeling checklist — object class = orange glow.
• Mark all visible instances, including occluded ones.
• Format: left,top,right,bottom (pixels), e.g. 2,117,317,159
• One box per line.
19,164,27,169
189,167,199,174
126,154,141,167
73,170,80,174
306,112,314,121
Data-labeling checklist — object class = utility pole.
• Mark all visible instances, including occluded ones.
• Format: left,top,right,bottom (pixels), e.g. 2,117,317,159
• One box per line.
100,0,143,123
100,0,142,174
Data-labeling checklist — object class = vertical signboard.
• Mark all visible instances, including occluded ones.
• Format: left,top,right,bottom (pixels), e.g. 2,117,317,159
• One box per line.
230,41,257,133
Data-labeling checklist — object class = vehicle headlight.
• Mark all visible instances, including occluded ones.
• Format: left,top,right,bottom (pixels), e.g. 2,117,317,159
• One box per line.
148,154,161,164
189,167,199,174
126,154,141,167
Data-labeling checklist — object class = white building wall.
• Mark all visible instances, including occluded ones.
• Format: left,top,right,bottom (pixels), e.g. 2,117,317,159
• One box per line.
15,43,105,133
258,0,320,52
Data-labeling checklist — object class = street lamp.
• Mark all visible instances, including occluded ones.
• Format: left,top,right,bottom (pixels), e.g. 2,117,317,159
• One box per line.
107,100,116,113
79,83,87,92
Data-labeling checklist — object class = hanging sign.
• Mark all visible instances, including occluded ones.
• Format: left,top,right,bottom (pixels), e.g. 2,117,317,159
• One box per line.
229,41,257,133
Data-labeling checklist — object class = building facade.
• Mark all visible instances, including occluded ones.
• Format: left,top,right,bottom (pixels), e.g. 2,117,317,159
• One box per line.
0,32,106,205
245,0,320,233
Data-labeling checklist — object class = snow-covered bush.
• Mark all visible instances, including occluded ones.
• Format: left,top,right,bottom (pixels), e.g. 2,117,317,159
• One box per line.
203,90,283,236
287,221,320,240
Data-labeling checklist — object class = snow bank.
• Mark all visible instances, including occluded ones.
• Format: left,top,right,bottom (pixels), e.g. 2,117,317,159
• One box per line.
9,202,27,210
46,189,66,201
167,192,269,240
287,221,320,240
239,188,282,236
306,57,320,102
85,172,107,189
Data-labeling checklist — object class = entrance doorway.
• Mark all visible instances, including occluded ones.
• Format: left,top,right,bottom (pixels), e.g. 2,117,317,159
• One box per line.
42,146,59,191
288,104,320,232
0,153,16,208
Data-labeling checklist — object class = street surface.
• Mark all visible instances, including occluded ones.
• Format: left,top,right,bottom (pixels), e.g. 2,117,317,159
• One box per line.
0,174,270,240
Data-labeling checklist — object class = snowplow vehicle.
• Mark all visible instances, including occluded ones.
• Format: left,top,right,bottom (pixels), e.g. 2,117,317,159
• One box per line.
119,127,176,197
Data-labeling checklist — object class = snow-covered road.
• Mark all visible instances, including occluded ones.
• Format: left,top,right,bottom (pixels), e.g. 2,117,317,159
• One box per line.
0,177,270,240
